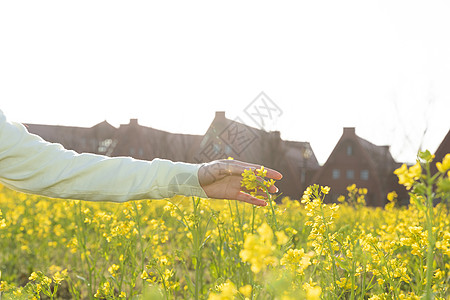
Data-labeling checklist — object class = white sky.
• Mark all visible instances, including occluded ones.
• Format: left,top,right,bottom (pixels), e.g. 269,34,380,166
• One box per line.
1,0,449,165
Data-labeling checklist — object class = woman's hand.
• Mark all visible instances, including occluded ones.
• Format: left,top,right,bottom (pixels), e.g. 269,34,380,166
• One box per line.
198,159,282,206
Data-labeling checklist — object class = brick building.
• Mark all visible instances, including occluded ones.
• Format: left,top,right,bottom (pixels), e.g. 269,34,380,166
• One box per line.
309,127,407,207
25,121,116,155
106,119,203,163
193,111,320,199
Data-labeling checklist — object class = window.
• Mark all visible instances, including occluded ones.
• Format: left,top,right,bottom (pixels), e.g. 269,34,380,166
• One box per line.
332,169,340,179
346,169,354,179
360,170,369,180
213,143,221,154
98,139,112,153
225,145,232,155
346,145,353,156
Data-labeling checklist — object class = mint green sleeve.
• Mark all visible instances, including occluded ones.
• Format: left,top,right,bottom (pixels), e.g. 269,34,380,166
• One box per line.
0,110,208,202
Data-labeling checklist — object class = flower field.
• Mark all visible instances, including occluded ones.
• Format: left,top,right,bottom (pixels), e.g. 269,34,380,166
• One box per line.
0,152,449,299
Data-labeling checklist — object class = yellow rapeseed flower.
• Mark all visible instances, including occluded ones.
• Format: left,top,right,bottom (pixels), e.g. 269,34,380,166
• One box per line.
409,162,422,180
321,186,330,195
256,166,267,177
394,162,422,190
303,280,322,300
239,285,252,298
336,277,354,290
208,280,237,300
29,272,38,281
0,280,8,292
433,269,444,280
347,184,356,192
108,264,120,277
0,209,5,229
53,269,68,285
436,153,450,173
241,169,258,192
387,191,398,202
280,248,313,275
241,166,276,196
275,231,289,245
240,223,277,273
257,223,273,242
140,270,149,280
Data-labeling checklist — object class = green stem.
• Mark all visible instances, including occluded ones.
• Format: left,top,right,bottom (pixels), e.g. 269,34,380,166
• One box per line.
350,258,355,300
424,162,435,300
251,206,255,234
228,201,238,241
318,193,338,299
261,185,278,231
192,197,202,300
372,242,398,300
76,202,94,299
132,202,145,272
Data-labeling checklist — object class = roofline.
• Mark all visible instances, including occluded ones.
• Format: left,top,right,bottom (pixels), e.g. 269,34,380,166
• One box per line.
309,127,390,194
435,129,450,156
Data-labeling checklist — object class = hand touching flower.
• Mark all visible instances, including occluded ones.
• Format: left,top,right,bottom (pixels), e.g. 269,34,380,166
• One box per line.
198,159,282,206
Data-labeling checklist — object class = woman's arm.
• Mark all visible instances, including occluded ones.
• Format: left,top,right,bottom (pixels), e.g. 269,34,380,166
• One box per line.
0,110,207,202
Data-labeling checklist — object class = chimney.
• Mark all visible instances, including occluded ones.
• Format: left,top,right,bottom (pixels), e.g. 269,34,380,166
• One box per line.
215,111,226,120
271,130,281,140
129,119,139,126
343,127,355,136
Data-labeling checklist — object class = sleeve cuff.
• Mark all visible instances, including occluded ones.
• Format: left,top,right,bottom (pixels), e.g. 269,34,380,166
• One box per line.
156,159,208,199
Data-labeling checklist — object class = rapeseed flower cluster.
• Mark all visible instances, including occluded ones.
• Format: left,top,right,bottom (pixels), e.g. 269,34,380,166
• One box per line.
94,281,111,298
302,185,340,256
394,162,422,190
436,153,450,174
239,223,278,273
208,280,238,300
241,166,276,196
338,184,367,207
302,280,322,300
0,209,6,229
280,248,313,275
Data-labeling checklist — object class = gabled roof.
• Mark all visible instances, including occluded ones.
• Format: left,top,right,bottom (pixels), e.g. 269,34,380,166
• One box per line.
434,129,450,160
196,111,318,167
358,135,396,177
25,121,116,154
310,127,397,185
109,119,203,163
196,111,319,198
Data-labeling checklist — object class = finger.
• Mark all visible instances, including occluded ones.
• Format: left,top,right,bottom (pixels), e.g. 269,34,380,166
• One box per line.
267,184,279,193
241,184,278,196
239,173,279,195
234,191,268,207
240,186,265,197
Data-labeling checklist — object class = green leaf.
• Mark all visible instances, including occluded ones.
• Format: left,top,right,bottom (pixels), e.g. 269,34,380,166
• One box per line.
418,150,434,163
437,178,450,193
412,183,426,195
410,194,426,211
